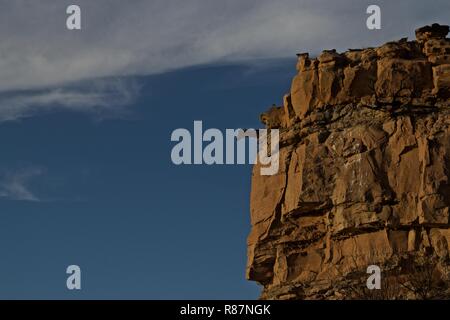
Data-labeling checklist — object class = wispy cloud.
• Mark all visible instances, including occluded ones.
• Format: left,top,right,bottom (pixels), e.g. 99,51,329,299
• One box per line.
0,0,448,119
1,0,449,92
0,167,44,201
0,78,139,122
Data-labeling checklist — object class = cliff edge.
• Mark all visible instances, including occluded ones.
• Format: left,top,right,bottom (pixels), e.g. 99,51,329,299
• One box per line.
247,23,450,299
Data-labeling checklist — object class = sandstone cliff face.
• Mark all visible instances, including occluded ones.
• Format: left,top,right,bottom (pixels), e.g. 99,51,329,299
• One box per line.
247,24,450,299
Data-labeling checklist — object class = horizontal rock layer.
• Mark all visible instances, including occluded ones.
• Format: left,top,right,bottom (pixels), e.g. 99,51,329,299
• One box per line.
248,23,450,299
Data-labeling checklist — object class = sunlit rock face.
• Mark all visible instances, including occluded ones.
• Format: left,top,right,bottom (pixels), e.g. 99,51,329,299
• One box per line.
247,23,450,300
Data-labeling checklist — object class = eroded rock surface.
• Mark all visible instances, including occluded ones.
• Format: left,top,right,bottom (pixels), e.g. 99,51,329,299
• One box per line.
247,24,450,299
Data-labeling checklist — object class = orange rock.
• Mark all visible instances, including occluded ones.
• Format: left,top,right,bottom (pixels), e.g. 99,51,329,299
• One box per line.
247,24,450,299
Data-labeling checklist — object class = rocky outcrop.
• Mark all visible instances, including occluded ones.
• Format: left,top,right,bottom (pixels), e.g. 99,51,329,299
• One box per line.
247,24,450,299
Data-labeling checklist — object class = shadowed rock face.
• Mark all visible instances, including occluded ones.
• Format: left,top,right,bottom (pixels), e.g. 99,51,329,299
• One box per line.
247,24,450,300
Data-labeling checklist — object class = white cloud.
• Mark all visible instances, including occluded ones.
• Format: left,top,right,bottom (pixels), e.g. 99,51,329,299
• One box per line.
1,0,448,92
0,78,139,121
0,167,43,201
0,0,448,118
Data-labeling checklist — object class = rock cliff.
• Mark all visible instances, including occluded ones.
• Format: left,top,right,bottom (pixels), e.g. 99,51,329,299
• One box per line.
247,24,450,299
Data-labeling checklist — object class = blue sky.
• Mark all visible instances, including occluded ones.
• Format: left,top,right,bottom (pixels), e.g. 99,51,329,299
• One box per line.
0,61,295,299
0,0,449,299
